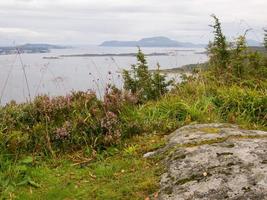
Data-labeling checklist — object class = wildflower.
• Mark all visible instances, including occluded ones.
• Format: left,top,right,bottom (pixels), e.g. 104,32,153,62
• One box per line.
55,121,71,140
55,127,69,140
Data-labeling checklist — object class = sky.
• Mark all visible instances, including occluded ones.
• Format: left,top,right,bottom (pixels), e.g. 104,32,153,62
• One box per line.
0,0,266,45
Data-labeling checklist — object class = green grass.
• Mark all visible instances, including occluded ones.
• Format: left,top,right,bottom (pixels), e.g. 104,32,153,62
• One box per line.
1,78,266,199
1,134,165,200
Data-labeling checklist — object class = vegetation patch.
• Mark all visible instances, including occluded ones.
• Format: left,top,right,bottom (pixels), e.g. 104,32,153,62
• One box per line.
199,127,220,134
0,134,165,200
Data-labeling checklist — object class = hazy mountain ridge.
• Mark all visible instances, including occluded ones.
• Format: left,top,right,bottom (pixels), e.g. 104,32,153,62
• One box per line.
246,39,263,47
100,36,263,48
100,36,206,47
0,43,70,55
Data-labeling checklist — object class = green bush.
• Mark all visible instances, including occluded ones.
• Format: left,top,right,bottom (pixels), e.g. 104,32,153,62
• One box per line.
123,48,172,102
264,29,267,49
0,89,138,157
208,15,267,84
212,86,267,126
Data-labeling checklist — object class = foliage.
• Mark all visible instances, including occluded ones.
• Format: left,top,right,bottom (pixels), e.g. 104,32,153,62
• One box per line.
212,85,267,125
1,74,266,198
1,134,164,200
208,14,230,74
0,154,41,197
264,29,267,49
123,48,172,102
230,36,247,78
0,89,138,159
207,15,267,83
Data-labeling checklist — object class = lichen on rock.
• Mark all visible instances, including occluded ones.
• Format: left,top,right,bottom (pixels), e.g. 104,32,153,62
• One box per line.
150,123,267,200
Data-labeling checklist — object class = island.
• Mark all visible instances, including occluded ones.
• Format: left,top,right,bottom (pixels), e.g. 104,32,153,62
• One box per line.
100,36,206,48
0,43,70,55
59,52,168,57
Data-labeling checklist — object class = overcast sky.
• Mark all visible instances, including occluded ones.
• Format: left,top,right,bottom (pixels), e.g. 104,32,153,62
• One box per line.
0,0,266,45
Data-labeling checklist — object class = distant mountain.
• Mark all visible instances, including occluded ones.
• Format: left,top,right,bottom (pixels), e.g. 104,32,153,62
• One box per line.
100,36,206,48
21,43,70,49
0,43,70,55
246,39,262,47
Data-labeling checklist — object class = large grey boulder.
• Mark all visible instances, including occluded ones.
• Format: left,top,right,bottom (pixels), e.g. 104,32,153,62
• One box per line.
150,123,267,200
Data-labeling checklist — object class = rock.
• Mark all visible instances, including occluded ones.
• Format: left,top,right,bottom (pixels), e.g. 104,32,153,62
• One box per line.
143,151,156,158
155,123,267,200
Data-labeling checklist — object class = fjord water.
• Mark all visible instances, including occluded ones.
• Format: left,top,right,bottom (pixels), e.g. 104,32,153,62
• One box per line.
0,46,207,105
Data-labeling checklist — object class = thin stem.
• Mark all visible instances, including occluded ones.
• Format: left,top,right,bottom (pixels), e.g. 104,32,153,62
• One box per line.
17,48,32,102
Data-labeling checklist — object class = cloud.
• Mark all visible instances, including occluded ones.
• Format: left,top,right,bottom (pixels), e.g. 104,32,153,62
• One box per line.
0,0,266,45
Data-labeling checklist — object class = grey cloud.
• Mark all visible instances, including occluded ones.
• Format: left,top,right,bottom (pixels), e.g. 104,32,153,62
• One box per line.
0,0,266,45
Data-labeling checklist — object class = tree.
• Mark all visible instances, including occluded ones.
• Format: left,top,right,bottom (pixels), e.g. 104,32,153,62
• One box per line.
123,66,137,93
264,29,267,49
151,63,172,99
208,15,230,74
230,36,247,78
123,49,171,102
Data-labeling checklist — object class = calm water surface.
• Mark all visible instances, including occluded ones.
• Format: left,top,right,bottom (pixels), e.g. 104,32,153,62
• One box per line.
0,46,207,105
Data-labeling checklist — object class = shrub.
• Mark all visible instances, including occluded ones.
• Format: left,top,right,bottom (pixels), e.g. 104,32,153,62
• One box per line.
264,29,267,49
208,14,230,75
212,86,267,126
207,15,267,84
0,89,139,157
123,48,172,102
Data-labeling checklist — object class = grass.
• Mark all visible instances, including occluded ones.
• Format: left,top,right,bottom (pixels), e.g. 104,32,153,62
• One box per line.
0,133,165,200
1,78,266,199
0,78,266,199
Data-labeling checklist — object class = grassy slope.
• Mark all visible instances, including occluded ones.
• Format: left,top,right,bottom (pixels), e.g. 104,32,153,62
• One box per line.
1,79,266,199
1,80,266,199
1,134,165,200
